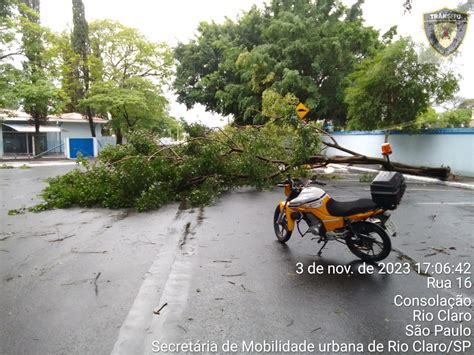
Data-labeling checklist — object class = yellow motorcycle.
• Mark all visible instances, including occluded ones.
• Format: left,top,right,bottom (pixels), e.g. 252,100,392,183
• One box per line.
273,144,405,262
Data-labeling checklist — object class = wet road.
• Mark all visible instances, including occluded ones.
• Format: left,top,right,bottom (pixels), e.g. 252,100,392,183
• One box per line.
0,166,181,355
1,167,473,354
134,180,473,355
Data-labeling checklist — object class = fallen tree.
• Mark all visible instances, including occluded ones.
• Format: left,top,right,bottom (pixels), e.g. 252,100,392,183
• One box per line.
313,129,451,180
307,154,450,180
33,122,450,212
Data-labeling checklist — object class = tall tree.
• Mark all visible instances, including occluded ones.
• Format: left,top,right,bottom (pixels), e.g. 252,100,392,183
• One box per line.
81,77,172,140
86,20,174,143
71,0,95,136
48,31,78,111
0,0,22,108
16,0,63,155
20,0,40,12
1,0,21,61
0,64,21,109
344,38,459,131
174,0,382,126
88,20,172,84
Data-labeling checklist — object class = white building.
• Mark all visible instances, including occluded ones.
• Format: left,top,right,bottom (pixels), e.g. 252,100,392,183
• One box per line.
0,110,108,158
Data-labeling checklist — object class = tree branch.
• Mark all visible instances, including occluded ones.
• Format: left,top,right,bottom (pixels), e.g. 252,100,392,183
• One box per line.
227,147,287,165
0,51,23,61
121,105,133,129
138,69,159,77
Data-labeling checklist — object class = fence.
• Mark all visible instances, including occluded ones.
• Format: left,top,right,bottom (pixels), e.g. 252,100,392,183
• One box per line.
323,128,474,177
97,137,116,152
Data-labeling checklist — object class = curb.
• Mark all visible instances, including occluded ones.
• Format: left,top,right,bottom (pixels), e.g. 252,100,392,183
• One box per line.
1,161,77,168
328,164,474,191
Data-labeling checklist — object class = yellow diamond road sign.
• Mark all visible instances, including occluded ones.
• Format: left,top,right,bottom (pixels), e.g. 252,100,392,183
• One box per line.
296,102,310,119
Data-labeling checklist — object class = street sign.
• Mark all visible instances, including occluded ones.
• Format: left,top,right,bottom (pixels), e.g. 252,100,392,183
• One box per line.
296,102,310,120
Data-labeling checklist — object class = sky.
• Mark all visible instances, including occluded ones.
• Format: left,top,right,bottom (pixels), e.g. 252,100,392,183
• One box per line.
40,0,473,126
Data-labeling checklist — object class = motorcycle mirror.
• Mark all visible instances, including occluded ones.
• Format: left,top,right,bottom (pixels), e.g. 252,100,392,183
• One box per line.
381,143,392,156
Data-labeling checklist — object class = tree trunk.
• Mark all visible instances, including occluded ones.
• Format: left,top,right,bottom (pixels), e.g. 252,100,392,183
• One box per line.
306,154,451,180
33,119,41,157
316,128,451,180
86,107,96,137
115,127,123,145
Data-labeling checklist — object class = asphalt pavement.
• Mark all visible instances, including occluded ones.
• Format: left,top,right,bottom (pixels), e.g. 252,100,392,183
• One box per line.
1,167,473,355
0,166,181,355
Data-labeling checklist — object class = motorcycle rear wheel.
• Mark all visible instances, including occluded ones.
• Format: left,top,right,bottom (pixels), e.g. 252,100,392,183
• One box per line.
346,221,391,262
273,205,292,243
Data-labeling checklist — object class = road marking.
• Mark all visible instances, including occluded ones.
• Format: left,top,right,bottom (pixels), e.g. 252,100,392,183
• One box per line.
111,208,198,355
402,188,454,192
416,202,474,205
363,188,458,192
2,161,77,167
328,164,474,190
111,206,191,355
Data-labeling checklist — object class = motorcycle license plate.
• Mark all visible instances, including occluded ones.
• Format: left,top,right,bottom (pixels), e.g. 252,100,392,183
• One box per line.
385,220,396,237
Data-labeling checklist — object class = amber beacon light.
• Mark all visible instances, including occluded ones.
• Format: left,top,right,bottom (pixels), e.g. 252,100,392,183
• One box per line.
381,143,393,156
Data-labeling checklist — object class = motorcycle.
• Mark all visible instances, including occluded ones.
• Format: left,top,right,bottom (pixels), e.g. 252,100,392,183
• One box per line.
273,143,406,262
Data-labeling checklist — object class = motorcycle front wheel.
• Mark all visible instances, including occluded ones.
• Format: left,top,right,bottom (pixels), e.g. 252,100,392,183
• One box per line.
346,221,391,262
273,205,292,243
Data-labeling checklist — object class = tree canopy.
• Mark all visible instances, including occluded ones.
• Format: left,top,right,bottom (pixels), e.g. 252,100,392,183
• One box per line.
1,4,179,144
1,1,62,116
416,107,472,129
174,0,382,126
1,0,20,61
0,0,466,147
82,20,175,143
4,0,63,154
88,20,173,83
69,0,97,136
81,76,175,136
344,38,459,130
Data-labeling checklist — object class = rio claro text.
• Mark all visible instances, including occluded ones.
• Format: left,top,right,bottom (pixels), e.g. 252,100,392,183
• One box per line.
392,260,472,354
294,260,472,353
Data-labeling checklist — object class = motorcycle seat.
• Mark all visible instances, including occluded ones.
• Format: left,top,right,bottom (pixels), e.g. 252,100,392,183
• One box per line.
326,198,378,217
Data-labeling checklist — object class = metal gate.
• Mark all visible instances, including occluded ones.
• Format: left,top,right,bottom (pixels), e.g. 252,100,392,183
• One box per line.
66,138,97,159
